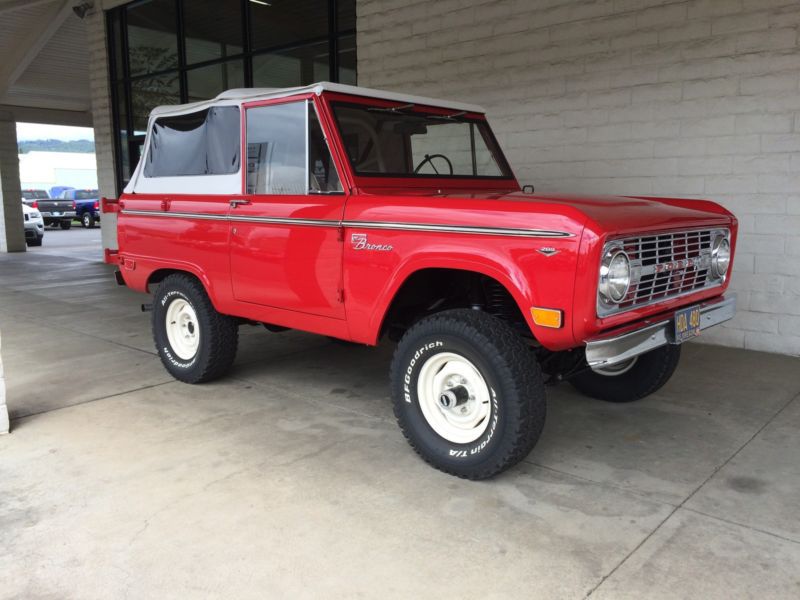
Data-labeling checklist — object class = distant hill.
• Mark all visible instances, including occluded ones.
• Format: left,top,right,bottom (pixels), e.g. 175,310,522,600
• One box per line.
18,139,95,154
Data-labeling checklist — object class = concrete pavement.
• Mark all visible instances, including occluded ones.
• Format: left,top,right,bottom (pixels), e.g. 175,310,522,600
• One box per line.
1,228,799,599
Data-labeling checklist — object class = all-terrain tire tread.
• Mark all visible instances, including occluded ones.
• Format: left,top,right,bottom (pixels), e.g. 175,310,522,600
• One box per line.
390,309,546,480
153,274,238,383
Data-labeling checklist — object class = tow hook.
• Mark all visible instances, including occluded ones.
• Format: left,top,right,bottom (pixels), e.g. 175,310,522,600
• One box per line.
141,303,153,312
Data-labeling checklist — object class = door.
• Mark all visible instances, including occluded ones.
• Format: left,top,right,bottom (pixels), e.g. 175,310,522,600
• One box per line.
230,98,347,319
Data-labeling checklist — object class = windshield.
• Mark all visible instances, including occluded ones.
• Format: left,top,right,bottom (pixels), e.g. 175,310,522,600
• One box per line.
74,190,98,199
330,103,513,179
22,190,49,199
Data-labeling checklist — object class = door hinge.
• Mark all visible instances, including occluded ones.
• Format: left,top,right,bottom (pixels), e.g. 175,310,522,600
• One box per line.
337,225,344,242
337,288,345,303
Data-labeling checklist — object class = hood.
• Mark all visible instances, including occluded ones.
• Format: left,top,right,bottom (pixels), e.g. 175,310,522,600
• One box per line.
358,186,734,235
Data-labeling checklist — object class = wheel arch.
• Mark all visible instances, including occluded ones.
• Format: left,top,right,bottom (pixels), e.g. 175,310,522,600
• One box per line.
372,261,536,343
146,267,221,310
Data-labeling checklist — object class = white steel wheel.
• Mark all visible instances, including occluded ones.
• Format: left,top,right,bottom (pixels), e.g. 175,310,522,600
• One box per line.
417,352,492,444
592,356,638,377
165,298,200,360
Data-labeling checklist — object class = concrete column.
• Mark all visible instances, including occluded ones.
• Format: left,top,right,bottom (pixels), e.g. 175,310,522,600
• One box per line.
86,7,119,255
0,115,25,253
0,329,8,434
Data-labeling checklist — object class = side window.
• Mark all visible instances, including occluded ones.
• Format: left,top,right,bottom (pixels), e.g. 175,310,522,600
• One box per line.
246,102,306,195
309,109,343,193
144,106,240,177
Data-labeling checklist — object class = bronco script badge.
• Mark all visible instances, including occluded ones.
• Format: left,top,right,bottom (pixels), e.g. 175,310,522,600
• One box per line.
351,233,393,252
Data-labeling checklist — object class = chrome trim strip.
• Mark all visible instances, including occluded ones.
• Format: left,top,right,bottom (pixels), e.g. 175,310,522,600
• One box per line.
342,220,573,238
585,295,736,367
120,209,573,238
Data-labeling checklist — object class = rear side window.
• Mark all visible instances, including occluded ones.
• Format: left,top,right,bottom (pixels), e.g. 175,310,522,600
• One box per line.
144,106,240,177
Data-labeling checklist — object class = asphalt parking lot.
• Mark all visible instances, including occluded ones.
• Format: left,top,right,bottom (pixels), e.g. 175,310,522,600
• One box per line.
1,228,799,599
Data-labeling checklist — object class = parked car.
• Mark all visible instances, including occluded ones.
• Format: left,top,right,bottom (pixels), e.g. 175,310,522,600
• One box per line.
59,188,100,228
22,203,44,246
20,189,50,207
109,83,738,480
31,195,76,229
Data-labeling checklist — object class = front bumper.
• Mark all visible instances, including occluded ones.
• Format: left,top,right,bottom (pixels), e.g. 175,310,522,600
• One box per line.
585,295,736,367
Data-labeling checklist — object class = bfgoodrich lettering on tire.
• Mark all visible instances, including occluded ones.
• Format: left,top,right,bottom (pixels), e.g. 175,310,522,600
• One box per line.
390,309,546,480
152,274,239,383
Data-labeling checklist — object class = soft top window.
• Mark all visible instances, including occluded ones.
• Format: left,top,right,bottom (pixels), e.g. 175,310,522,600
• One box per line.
144,106,240,178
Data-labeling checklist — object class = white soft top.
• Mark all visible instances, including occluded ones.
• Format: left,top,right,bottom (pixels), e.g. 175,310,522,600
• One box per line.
149,81,486,118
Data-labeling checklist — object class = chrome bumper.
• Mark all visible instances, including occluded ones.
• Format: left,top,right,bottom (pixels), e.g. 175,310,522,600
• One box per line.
585,295,736,368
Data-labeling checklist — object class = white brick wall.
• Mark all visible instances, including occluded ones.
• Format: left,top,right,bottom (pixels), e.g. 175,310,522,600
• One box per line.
86,7,118,252
358,0,800,356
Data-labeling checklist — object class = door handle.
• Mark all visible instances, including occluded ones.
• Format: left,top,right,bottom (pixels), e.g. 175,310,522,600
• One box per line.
230,199,251,208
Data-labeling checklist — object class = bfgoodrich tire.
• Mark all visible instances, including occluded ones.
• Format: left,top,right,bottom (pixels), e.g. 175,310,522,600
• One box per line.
390,309,546,480
570,344,681,403
152,274,239,383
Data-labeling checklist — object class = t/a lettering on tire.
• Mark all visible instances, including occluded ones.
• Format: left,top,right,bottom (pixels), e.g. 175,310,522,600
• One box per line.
152,274,239,384
390,309,546,480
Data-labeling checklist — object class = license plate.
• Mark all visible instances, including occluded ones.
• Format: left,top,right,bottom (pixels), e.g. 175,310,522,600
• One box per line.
52,212,61,216
674,305,701,343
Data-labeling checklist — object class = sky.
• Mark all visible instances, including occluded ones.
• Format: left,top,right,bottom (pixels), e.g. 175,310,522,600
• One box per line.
16,122,94,142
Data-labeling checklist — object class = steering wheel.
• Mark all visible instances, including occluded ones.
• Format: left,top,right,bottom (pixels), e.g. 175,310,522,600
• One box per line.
414,153,454,175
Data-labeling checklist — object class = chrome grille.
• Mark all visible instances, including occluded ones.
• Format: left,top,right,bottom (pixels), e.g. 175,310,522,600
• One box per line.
598,228,728,317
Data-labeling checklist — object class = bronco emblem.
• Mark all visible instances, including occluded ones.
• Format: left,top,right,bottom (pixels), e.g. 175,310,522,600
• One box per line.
351,233,393,252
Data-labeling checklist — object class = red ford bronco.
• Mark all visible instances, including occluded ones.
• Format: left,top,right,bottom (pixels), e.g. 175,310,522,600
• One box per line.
108,82,737,479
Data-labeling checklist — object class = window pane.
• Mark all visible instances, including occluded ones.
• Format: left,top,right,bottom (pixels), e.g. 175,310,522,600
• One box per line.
246,102,306,195
126,0,178,76
252,42,328,88
331,103,511,178
337,0,355,32
186,60,245,102
184,0,244,65
410,122,503,176
249,0,327,51
337,34,356,85
309,108,342,192
109,11,125,81
130,73,180,132
145,107,241,177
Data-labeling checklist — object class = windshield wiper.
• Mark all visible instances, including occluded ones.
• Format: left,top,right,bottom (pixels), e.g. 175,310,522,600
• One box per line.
430,111,467,121
367,103,415,114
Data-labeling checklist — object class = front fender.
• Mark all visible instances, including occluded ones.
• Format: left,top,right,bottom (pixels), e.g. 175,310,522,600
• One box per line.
344,231,582,349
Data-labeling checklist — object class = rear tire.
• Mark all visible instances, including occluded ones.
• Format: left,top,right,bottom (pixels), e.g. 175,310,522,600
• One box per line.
390,309,546,480
82,213,95,228
152,274,239,383
60,220,72,230
570,345,681,403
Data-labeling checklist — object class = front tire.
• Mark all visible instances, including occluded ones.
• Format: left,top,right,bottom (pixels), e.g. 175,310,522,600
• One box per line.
570,344,681,403
152,274,239,383
390,309,546,480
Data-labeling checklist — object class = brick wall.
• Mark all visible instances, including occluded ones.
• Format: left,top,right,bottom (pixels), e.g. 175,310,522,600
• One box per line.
0,115,25,253
358,0,800,356
86,6,118,252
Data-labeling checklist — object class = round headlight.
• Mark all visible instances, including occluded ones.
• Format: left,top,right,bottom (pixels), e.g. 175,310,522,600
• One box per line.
711,235,730,279
600,248,631,303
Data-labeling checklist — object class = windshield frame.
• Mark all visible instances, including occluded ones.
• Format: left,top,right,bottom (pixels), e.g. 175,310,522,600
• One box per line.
323,94,517,185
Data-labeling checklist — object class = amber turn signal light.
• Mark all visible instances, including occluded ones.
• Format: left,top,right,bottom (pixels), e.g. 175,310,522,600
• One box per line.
530,307,563,329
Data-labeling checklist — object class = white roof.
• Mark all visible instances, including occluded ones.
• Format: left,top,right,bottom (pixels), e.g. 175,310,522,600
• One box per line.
149,82,486,117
